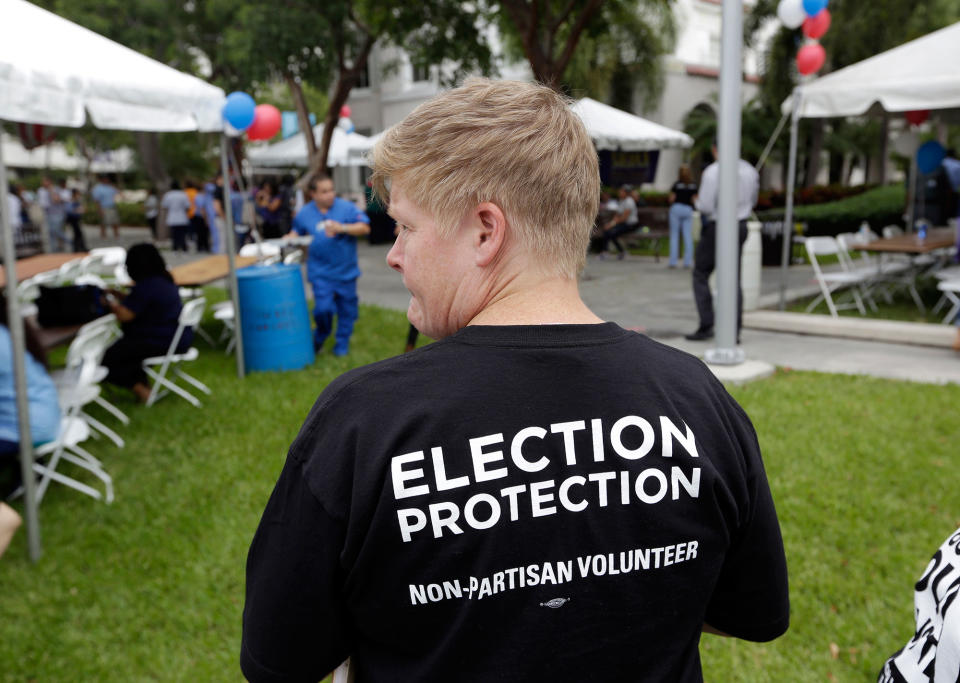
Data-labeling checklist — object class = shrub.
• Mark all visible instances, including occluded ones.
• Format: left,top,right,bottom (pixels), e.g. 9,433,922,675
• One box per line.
756,183,874,211
82,201,146,227
756,184,905,236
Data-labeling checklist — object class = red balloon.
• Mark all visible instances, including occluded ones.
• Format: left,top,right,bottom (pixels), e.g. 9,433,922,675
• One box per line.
802,9,830,39
796,43,826,75
339,104,351,119
246,104,281,141
905,110,930,126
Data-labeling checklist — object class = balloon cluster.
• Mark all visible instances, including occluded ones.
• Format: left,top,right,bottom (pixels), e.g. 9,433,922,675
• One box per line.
222,92,282,141
337,105,355,135
777,0,830,76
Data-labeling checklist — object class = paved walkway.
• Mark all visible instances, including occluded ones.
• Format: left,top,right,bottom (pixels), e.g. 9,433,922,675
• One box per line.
84,226,960,386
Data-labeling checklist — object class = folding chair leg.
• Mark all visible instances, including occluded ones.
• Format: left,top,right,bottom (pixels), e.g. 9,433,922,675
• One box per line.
195,325,216,347
145,367,202,407
850,287,867,315
932,293,948,314
941,294,960,324
80,411,125,448
33,462,103,502
94,395,130,425
175,369,211,395
907,284,925,313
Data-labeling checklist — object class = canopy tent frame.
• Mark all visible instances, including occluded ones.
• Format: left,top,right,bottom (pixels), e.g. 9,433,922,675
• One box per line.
776,21,960,310
1,0,240,561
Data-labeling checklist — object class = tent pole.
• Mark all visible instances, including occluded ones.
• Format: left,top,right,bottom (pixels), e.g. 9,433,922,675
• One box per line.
220,135,245,379
778,91,801,311
905,151,917,231
755,108,790,173
0,123,41,562
705,0,744,366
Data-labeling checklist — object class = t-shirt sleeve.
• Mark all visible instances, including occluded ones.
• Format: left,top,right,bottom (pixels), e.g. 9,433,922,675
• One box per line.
292,208,310,235
241,452,350,682
351,204,369,225
703,398,790,642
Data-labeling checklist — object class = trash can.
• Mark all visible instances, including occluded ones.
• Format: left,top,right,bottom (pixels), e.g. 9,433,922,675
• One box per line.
237,264,314,372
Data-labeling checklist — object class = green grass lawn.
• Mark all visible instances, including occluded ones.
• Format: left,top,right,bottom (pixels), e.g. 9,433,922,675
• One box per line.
1,299,957,682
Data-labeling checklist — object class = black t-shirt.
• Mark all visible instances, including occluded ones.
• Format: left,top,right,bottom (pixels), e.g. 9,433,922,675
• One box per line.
671,182,698,207
241,324,789,683
121,276,189,350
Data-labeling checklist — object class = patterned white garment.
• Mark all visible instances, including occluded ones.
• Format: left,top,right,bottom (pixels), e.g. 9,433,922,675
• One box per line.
879,529,960,682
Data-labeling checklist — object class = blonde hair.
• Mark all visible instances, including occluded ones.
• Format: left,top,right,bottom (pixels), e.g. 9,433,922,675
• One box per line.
370,78,600,277
678,164,693,184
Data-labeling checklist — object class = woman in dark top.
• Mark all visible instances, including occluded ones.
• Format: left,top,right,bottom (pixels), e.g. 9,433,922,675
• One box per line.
102,244,192,402
668,164,698,268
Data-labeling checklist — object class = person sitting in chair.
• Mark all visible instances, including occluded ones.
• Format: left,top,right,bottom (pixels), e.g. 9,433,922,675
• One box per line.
102,244,191,403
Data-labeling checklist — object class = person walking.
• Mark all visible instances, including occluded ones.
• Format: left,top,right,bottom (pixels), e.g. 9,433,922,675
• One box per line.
144,188,159,242
287,174,370,356
685,142,759,342
38,177,69,252
161,182,192,252
90,175,120,239
66,188,88,252
668,165,697,269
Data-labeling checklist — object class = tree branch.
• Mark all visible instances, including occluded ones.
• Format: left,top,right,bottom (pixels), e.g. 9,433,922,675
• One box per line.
555,0,603,77
550,0,579,36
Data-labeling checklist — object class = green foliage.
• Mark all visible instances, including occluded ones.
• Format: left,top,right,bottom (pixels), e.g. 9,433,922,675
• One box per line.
757,183,874,210
757,184,906,236
2,299,957,682
562,0,676,108
81,202,146,227
682,97,783,167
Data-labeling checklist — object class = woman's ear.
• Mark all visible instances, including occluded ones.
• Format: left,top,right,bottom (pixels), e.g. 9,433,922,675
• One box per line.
473,202,507,267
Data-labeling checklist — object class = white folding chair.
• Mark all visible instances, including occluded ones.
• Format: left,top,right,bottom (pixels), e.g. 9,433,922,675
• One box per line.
57,257,85,284
804,236,871,317
240,241,281,265
54,323,128,449
937,279,960,324
837,233,922,311
33,415,114,504
213,301,237,354
143,297,211,407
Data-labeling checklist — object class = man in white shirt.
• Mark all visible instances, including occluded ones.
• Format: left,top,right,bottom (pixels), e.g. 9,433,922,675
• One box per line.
685,143,759,342
6,184,23,234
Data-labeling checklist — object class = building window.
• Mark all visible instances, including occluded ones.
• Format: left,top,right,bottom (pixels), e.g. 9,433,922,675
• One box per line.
412,63,431,83
708,34,721,66
356,62,370,89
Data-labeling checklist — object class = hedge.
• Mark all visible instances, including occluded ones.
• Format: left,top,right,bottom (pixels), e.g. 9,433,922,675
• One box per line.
756,184,905,236
82,201,147,227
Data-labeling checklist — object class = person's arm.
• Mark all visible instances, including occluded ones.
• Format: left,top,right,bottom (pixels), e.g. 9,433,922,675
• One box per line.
241,454,350,682
696,168,718,215
324,220,371,238
668,192,676,204
104,292,135,323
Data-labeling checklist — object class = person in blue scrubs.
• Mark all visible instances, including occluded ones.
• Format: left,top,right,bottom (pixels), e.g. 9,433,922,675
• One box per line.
288,174,370,356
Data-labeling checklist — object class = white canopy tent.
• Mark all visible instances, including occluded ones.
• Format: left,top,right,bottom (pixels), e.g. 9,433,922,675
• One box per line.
246,125,373,169
1,134,133,173
0,0,240,561
570,98,694,151
776,21,960,308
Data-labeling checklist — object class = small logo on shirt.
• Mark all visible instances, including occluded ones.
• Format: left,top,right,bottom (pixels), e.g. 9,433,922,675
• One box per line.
540,598,571,609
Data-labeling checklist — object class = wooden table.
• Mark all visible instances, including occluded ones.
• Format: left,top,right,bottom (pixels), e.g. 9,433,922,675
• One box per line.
0,253,86,287
170,255,259,287
855,228,954,254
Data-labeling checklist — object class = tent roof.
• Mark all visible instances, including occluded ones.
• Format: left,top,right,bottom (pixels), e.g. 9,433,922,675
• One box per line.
0,0,225,132
570,98,693,151
1,133,133,172
785,21,960,119
247,125,373,168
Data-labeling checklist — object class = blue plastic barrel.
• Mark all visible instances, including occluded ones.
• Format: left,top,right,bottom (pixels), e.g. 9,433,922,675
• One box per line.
236,264,314,372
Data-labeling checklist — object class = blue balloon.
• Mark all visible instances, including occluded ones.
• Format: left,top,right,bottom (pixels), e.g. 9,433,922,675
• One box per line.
917,141,946,175
346,123,355,134
802,0,827,16
223,91,256,131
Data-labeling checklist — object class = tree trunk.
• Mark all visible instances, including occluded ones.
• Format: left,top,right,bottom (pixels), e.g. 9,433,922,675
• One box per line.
134,131,170,192
285,74,317,161
803,119,823,187
877,114,889,185
828,149,843,185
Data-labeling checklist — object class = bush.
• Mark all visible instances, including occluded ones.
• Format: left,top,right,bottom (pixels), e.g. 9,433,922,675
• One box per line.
82,201,146,227
756,184,905,236
756,183,874,211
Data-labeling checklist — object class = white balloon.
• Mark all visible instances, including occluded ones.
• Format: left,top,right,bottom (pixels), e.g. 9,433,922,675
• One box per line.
337,116,353,131
777,0,807,29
